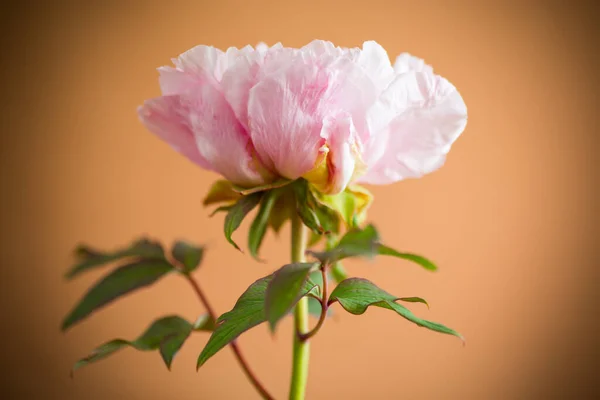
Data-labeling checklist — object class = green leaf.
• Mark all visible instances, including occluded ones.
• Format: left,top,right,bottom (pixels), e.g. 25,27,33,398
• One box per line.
306,225,437,272
223,192,263,251
72,315,211,372
171,241,204,273
197,272,317,368
232,178,292,195
248,189,281,261
378,245,438,271
66,238,165,279
398,297,430,309
62,259,175,331
265,263,318,331
328,278,463,342
209,205,234,217
307,224,379,263
203,180,241,206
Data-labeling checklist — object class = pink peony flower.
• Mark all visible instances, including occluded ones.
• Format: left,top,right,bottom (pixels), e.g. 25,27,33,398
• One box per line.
138,40,467,194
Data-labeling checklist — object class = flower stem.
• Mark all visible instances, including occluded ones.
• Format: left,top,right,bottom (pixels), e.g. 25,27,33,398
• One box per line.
185,274,274,400
289,213,310,400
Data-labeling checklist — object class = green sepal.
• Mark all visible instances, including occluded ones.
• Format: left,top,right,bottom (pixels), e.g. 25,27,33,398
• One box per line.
232,179,292,195
171,241,204,274
223,192,263,251
66,238,165,279
314,185,373,229
72,314,214,372
248,189,282,261
62,259,175,331
203,180,241,206
268,189,295,234
328,278,463,342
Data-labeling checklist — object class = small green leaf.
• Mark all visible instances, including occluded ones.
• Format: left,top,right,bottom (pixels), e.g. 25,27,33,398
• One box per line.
72,315,207,372
171,241,204,273
307,224,379,263
265,263,318,332
62,259,175,331
268,190,294,234
248,189,281,261
197,273,317,368
378,245,438,271
66,238,165,279
223,192,263,251
232,179,292,195
306,225,436,272
328,278,463,342
203,180,241,206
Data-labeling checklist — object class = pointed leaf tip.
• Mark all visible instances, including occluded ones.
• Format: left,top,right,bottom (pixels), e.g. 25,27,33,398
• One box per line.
329,278,462,342
66,238,165,279
71,315,197,372
223,192,263,252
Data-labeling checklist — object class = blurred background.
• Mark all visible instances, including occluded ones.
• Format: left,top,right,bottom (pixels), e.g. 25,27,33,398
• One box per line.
1,0,598,399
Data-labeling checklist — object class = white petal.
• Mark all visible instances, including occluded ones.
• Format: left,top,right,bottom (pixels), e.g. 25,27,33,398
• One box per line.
360,70,467,184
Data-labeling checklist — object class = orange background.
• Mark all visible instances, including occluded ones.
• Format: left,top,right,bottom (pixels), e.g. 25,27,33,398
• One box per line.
1,1,598,399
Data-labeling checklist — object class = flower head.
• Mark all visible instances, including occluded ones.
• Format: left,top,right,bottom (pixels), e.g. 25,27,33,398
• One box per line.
138,40,467,194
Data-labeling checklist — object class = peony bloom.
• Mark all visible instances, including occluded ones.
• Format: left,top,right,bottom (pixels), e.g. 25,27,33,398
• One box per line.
138,40,467,194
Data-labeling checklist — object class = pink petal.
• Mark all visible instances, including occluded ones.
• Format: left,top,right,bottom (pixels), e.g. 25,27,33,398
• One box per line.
247,50,377,180
137,96,212,170
320,112,364,194
186,84,273,186
355,41,395,91
221,43,284,131
247,62,327,178
359,69,467,184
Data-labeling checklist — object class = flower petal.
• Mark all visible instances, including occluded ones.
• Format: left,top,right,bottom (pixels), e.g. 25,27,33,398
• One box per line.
359,70,467,184
186,84,273,187
137,96,212,170
394,53,433,74
247,62,329,178
221,43,284,131
321,112,365,194
355,41,395,91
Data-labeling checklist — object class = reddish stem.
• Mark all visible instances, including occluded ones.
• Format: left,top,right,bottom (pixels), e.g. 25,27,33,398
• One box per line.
185,274,275,400
298,266,328,342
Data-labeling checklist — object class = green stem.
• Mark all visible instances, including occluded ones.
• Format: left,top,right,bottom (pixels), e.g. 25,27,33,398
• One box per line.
289,213,309,400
